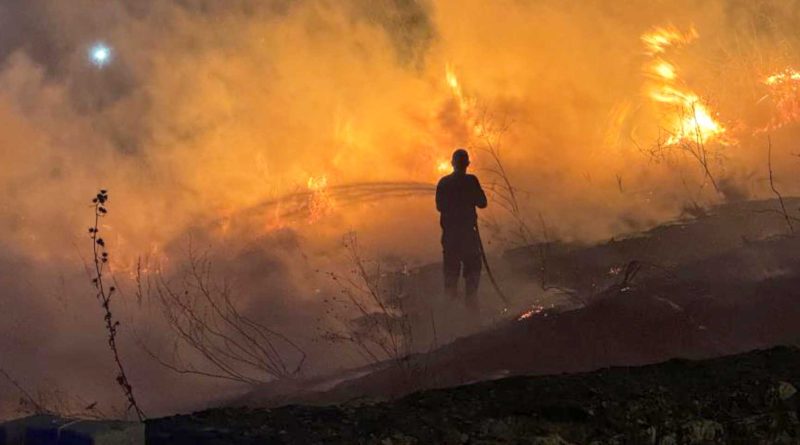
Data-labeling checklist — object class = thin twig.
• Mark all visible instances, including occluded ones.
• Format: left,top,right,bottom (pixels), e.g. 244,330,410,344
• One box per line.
0,367,47,415
767,135,794,234
138,246,305,385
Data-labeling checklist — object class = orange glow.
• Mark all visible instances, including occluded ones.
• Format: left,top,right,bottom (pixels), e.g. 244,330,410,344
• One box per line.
443,65,484,136
641,25,727,146
439,64,481,173
306,175,334,223
517,305,545,321
649,86,726,145
761,68,800,131
650,59,676,80
765,69,800,86
641,25,697,55
436,159,451,174
115,242,168,280
307,175,328,191
445,63,470,114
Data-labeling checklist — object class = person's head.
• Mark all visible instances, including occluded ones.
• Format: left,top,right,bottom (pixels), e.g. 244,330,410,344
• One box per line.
451,148,470,174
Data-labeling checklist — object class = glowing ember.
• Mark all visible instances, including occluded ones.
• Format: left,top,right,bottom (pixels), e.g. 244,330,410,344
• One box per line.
517,305,545,321
641,25,727,146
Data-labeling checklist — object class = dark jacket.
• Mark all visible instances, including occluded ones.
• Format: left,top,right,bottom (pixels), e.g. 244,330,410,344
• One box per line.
435,172,487,231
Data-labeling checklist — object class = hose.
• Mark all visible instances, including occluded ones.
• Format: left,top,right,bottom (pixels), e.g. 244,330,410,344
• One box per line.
475,224,511,309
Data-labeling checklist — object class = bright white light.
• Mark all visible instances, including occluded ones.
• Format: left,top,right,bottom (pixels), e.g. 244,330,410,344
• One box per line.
89,43,113,68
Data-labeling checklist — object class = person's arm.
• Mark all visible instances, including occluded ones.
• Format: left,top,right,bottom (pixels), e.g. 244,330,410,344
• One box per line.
435,178,445,212
473,176,488,209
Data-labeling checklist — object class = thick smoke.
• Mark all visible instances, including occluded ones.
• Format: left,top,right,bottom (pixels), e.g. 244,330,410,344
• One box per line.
2,0,800,417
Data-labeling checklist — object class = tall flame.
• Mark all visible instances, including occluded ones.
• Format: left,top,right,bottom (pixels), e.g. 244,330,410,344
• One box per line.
444,65,486,131
446,63,471,114
439,64,488,174
641,26,727,146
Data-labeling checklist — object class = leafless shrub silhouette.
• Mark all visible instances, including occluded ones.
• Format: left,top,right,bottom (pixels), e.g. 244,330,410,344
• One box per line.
320,232,414,366
0,367,112,420
318,233,446,395
471,112,536,247
0,367,46,416
89,190,146,421
138,247,306,385
469,111,562,293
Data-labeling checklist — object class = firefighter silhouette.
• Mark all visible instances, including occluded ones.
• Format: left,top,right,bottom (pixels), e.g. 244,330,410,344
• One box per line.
435,149,487,307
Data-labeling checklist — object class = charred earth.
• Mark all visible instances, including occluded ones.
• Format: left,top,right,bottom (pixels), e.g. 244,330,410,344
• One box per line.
148,346,800,444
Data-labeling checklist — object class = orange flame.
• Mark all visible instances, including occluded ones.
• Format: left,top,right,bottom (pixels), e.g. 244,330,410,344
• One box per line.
650,59,677,80
760,68,800,131
445,63,471,114
442,64,485,141
641,25,727,146
517,305,545,321
641,25,697,55
307,175,334,223
765,69,800,86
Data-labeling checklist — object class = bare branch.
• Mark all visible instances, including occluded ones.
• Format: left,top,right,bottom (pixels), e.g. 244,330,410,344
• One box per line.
321,233,413,367
138,247,305,386
767,135,794,235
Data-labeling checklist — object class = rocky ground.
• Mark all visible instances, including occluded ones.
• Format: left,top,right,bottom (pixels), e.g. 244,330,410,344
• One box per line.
148,346,800,444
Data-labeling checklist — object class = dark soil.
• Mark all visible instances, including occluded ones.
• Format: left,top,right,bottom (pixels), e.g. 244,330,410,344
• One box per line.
147,346,800,444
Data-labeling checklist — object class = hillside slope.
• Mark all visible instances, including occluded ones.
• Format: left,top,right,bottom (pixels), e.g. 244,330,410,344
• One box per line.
235,199,800,408
148,346,800,444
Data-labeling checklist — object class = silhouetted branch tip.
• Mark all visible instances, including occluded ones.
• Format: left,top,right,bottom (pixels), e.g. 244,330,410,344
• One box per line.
89,189,146,421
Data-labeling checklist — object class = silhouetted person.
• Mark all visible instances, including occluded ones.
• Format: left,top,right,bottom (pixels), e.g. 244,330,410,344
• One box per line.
436,149,487,308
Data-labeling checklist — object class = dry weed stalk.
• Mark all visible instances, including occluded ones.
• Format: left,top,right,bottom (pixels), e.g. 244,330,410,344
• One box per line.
470,112,558,292
89,190,145,421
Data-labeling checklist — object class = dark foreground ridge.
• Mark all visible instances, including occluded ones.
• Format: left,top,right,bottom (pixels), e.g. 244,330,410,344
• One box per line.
148,346,800,444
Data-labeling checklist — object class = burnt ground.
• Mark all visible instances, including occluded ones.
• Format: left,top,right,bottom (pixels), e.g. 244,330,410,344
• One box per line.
148,346,800,444
148,198,800,443
236,199,800,409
